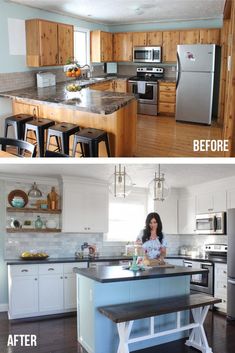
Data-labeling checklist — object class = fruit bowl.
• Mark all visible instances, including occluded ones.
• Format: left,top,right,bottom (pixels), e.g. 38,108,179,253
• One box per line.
66,84,82,92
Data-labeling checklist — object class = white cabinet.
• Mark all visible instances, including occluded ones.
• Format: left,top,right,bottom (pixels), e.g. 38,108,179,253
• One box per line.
62,178,109,233
166,258,184,266
154,193,178,234
196,190,226,213
8,262,88,319
178,196,196,234
214,263,227,313
9,275,38,318
39,264,64,312
227,188,235,209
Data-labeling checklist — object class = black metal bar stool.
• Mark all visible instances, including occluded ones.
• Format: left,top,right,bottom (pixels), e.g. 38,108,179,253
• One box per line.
4,114,34,140
72,128,111,157
24,118,55,157
46,122,81,156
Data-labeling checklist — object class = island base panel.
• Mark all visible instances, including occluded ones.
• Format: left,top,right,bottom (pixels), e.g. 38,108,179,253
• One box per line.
77,275,190,353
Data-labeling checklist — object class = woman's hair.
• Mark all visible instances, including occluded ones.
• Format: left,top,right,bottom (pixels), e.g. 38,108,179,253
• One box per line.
142,212,163,244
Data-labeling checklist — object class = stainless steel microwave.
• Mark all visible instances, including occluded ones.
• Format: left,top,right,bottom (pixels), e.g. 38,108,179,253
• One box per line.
133,46,161,63
195,212,226,235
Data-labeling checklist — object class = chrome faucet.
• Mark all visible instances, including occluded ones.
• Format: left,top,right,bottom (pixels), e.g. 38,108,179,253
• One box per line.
80,64,93,79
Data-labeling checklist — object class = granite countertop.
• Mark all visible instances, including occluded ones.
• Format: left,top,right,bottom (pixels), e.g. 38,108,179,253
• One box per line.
73,265,208,283
0,79,136,115
5,255,132,265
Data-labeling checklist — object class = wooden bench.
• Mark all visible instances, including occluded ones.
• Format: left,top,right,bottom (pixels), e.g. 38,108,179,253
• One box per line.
99,293,221,353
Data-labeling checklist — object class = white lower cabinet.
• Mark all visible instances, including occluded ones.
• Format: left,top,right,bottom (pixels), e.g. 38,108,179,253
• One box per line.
214,263,227,313
8,262,88,319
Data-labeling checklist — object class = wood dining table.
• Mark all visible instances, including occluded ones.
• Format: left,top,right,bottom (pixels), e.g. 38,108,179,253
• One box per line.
0,150,18,158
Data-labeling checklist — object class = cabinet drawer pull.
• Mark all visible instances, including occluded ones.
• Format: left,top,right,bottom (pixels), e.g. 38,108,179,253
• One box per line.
21,269,28,272
223,270,227,274
48,268,55,271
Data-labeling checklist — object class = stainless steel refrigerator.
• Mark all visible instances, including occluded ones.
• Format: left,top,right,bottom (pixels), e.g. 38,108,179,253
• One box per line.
176,44,221,125
227,208,235,320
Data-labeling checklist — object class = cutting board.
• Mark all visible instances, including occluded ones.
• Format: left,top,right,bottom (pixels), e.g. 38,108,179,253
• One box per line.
151,263,175,268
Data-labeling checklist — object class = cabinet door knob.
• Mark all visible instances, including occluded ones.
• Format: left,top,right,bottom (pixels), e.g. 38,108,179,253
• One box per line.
60,276,63,279
223,270,227,274
35,278,38,281
64,276,67,279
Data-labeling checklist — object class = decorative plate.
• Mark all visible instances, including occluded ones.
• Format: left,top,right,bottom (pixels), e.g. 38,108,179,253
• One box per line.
8,190,28,208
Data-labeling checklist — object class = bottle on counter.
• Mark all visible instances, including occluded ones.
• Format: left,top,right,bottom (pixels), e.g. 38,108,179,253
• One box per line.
47,187,59,210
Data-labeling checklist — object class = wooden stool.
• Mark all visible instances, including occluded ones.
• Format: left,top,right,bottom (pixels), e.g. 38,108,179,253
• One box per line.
24,118,55,157
4,114,34,140
46,122,81,156
72,128,111,157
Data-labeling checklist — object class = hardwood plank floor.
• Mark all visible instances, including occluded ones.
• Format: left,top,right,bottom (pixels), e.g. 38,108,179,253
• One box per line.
0,311,234,353
136,115,224,157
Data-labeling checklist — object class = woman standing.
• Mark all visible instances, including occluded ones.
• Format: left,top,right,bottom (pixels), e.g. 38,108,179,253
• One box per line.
137,212,167,260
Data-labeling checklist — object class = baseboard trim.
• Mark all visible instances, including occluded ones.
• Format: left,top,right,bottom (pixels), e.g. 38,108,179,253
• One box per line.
0,303,8,312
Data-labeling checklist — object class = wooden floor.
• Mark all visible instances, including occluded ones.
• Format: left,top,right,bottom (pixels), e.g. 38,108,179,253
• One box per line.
136,114,224,157
0,311,234,353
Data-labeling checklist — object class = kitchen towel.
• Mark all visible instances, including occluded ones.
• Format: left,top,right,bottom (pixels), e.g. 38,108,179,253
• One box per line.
137,81,146,94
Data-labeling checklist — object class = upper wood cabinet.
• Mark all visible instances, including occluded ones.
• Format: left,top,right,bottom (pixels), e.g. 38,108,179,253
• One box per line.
58,23,74,65
179,30,200,44
162,31,180,62
90,30,113,62
147,31,163,46
26,19,74,67
132,32,147,46
199,29,221,45
113,32,133,62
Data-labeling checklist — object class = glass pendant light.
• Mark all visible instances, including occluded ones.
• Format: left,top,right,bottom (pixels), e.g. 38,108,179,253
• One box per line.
28,182,42,198
148,165,170,201
109,165,133,198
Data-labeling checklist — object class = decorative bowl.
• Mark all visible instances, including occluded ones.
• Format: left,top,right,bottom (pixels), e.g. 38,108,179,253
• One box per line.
12,197,25,208
8,190,28,208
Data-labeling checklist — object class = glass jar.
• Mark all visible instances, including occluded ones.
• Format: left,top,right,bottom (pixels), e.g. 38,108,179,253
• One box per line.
35,216,43,229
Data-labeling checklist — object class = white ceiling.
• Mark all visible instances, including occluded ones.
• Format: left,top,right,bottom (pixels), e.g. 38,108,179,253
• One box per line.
1,163,235,188
10,0,226,25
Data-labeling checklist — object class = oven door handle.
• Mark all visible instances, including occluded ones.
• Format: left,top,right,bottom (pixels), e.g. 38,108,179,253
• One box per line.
228,279,235,285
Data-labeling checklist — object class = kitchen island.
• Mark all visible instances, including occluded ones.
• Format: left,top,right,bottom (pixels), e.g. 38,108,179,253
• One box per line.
74,265,208,353
0,81,137,157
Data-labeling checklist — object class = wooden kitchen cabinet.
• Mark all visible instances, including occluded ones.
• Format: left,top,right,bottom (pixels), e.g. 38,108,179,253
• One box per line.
89,81,113,91
62,177,109,233
147,31,163,46
26,19,74,67
113,32,133,62
13,99,40,117
90,30,113,62
132,32,147,46
112,79,127,93
162,31,180,62
179,30,200,44
158,82,176,115
199,29,221,45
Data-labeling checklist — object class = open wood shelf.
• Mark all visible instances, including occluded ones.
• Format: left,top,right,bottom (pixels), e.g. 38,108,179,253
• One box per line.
6,228,61,233
7,207,61,214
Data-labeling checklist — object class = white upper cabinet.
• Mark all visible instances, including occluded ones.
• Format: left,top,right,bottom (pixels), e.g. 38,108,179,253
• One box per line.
154,192,178,234
62,177,109,233
178,196,196,234
196,190,226,213
227,188,235,209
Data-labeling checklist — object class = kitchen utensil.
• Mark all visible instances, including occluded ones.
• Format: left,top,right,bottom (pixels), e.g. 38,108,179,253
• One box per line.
8,189,28,208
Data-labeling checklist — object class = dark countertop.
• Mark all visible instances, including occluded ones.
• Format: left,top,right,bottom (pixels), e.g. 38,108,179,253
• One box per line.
5,256,132,265
6,254,227,265
166,255,227,264
73,265,208,283
0,80,136,115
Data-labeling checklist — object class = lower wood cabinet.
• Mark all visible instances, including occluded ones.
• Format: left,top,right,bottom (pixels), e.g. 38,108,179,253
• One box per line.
8,262,88,319
214,263,227,313
158,82,176,116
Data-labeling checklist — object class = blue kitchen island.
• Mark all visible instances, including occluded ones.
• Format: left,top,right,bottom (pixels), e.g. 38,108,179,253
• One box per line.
74,265,208,353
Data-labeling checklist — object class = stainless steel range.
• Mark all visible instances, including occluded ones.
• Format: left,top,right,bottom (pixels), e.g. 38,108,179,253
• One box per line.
183,259,214,295
128,67,164,116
